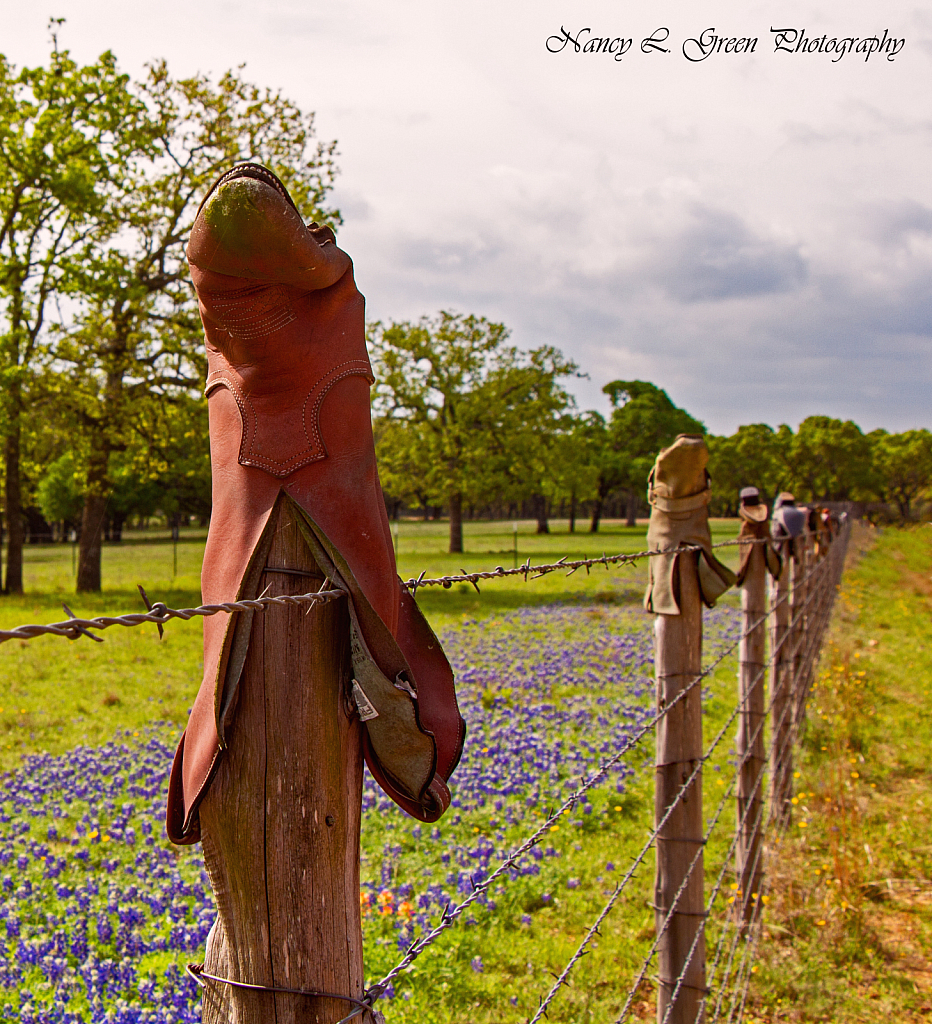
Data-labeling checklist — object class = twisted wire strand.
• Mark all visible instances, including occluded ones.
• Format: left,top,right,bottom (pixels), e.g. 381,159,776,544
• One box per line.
0,535,781,646
401,536,775,594
0,588,347,645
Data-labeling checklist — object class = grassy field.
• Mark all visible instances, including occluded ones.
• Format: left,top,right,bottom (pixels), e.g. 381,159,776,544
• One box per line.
743,524,932,1023
1,517,927,1022
0,517,746,1023
0,517,743,772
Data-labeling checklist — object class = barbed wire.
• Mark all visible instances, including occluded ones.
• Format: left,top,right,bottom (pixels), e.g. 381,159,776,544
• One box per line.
401,536,774,595
525,532,846,1024
0,534,780,647
371,540,835,1014
0,582,346,646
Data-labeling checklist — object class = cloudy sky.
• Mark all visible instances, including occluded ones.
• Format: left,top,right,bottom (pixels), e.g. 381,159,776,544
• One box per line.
6,1,931,433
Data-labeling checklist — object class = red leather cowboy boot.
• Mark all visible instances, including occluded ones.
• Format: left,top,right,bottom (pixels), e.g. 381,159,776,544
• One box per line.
166,163,465,844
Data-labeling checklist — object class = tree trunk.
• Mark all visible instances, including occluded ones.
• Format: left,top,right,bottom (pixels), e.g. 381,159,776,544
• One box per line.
568,489,577,534
77,442,110,593
448,491,463,553
110,512,127,543
3,424,24,594
625,489,638,527
533,494,549,534
589,496,603,533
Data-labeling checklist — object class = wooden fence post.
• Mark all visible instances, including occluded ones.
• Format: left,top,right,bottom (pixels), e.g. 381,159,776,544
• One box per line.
655,553,706,1024
736,539,766,926
198,500,371,1024
790,531,810,734
769,541,792,828
801,531,829,715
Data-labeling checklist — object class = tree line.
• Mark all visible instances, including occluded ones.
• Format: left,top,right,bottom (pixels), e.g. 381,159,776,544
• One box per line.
368,313,932,552
0,34,339,593
2,36,929,590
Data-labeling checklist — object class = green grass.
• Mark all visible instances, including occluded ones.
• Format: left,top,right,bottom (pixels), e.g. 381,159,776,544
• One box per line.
4,517,928,1021
0,516,751,1024
745,524,932,1022
0,518,743,773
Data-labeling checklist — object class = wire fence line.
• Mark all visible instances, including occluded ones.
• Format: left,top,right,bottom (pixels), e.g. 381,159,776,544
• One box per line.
363,524,846,1023
707,539,845,1022
659,525,846,1024
657,527,845,1023
370,545,823,1007
0,536,771,646
608,543,839,1024
0,513,847,1024
530,574,815,1024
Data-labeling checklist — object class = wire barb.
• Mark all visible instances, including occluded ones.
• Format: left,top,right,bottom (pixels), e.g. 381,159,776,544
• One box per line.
61,603,104,644
137,584,164,639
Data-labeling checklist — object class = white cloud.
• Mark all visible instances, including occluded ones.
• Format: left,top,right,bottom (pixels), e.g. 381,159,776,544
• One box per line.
3,0,931,432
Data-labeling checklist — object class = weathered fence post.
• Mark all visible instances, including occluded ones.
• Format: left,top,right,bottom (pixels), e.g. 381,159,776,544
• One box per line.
654,558,705,1023
168,163,464,1024
768,546,792,828
769,494,806,827
790,528,810,734
734,489,772,927
645,435,736,1024
198,500,370,1024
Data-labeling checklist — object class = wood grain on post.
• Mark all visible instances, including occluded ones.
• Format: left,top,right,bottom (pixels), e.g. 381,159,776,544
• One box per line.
800,534,827,701
789,533,809,735
769,544,792,828
807,531,829,701
655,553,706,1024
198,500,371,1024
736,539,766,927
